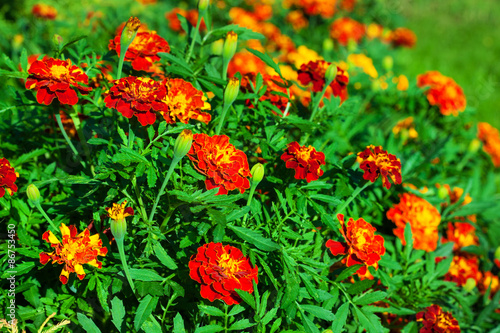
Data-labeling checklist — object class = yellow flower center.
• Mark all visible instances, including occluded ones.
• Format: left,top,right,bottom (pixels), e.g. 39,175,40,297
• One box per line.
295,145,314,162
107,201,132,221
218,253,244,279
50,65,69,79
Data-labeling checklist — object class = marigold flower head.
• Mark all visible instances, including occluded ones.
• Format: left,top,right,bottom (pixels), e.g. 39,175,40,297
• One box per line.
395,74,409,91
240,73,290,116
106,201,134,221
25,58,91,106
104,76,166,126
444,255,481,287
477,122,500,167
189,242,258,305
416,305,461,333
366,23,384,40
227,51,267,77
281,142,325,183
330,17,365,46
347,54,378,78
286,10,309,31
478,271,500,297
286,45,322,69
32,4,57,20
417,71,466,116
326,214,386,276
290,0,337,18
297,60,349,102
0,158,18,198
39,223,108,284
358,145,402,189
187,134,251,195
392,117,418,143
435,184,472,207
442,222,478,252
387,193,441,252
389,27,417,48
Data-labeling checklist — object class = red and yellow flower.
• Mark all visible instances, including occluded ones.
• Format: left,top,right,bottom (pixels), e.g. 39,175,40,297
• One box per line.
477,122,500,167
416,305,461,333
297,60,349,102
389,27,417,48
442,222,478,252
165,8,206,33
358,145,402,189
387,193,441,252
417,71,466,116
444,255,481,287
330,17,365,46
32,4,57,20
187,134,251,195
227,51,268,77
326,214,385,276
25,58,92,105
39,223,108,284
285,10,309,31
478,271,500,297
189,243,258,305
392,117,418,144
281,142,325,183
0,158,18,198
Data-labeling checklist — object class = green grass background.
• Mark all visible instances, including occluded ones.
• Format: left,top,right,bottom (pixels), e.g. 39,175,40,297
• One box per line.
397,0,500,128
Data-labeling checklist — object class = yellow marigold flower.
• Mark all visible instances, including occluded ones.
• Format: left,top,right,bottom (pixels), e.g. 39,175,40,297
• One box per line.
477,122,500,167
39,223,108,284
347,54,378,78
106,200,134,221
392,117,418,144
395,75,409,91
286,45,322,69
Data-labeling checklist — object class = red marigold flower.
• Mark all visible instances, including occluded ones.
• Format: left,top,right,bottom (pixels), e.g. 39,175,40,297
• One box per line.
240,73,290,116
297,60,349,102
281,141,325,183
39,223,108,284
32,4,57,20
442,222,478,252
477,122,500,167
187,134,251,195
104,76,166,126
330,17,365,46
416,305,461,333
25,58,92,105
108,28,170,72
478,271,500,297
417,71,466,116
358,145,402,189
159,78,211,124
292,0,336,18
387,193,441,252
0,158,18,198
389,27,417,48
188,242,258,305
326,214,385,276
445,255,482,287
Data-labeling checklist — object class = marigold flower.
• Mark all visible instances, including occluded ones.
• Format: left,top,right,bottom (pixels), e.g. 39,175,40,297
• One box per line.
32,4,57,20
25,58,91,106
442,222,478,252
227,51,267,77
358,145,402,189
417,71,466,116
395,74,409,91
347,54,378,78
286,45,322,69
189,242,258,305
104,76,166,126
392,117,418,143
39,223,108,284
330,17,365,46
326,214,385,276
286,10,308,31
106,201,134,241
281,142,325,183
187,134,251,195
290,0,336,18
297,60,349,102
109,28,170,72
0,158,18,198
366,23,384,40
387,193,441,252
159,79,211,124
478,271,500,297
166,8,207,33
416,305,461,333
389,27,417,48
436,184,472,207
477,122,500,167
240,73,290,115
444,255,481,287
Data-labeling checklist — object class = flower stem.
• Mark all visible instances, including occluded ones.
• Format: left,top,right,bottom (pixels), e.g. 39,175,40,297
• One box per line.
150,156,182,224
186,15,203,63
336,181,372,215
309,80,332,122
34,202,58,232
215,104,230,135
242,186,257,226
55,112,86,169
116,237,135,293
132,176,150,225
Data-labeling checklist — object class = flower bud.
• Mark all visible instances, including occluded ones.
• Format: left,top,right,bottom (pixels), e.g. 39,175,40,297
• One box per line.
325,64,337,85
120,17,141,50
106,201,134,242
27,184,41,205
464,278,476,292
52,34,63,49
222,31,238,62
211,39,224,55
173,130,194,160
468,138,481,153
250,163,264,186
382,56,393,72
198,0,209,12
322,38,334,52
495,246,500,260
224,77,240,107
437,185,449,200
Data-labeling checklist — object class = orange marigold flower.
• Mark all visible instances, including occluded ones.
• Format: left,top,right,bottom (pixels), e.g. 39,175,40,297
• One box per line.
104,76,166,126
392,117,418,143
108,28,170,72
189,242,258,305
32,4,57,20
330,17,365,46
326,214,385,276
286,10,309,31
297,60,349,102
0,158,18,198
227,51,267,77
416,305,461,333
165,8,206,33
347,54,378,78
39,223,108,284
387,193,441,252
187,134,251,195
417,71,466,116
444,255,481,287
159,78,211,124
395,74,409,91
442,222,478,251
477,122,500,167
240,73,290,116
25,58,91,105
281,142,325,183
366,23,384,40
293,0,337,18
389,27,417,48
478,271,500,297
340,0,357,11
106,201,134,221
436,184,472,206
358,145,402,189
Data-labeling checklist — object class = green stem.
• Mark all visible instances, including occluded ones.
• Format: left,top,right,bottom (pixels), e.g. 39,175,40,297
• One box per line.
55,112,85,168
116,237,135,293
132,176,150,225
215,104,231,135
34,202,58,232
242,185,257,226
150,156,182,224
309,79,332,122
186,15,203,63
336,181,372,215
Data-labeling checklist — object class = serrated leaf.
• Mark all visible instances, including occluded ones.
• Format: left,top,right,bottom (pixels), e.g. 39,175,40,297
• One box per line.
246,48,282,79
194,325,224,333
297,304,321,333
111,297,125,332
354,291,387,306
331,303,349,333
77,313,102,333
147,167,157,188
154,243,178,270
228,225,280,251
300,304,335,321
235,289,256,310
134,295,158,331
198,304,225,317
261,308,278,325
334,264,363,282
96,278,110,312
308,194,342,205
404,223,413,262
270,318,282,333
228,304,246,317
173,313,186,333
228,319,255,331
353,306,388,333
119,268,163,282
346,279,375,295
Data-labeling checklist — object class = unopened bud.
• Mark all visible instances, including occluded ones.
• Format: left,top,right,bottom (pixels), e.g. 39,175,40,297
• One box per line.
211,39,224,55
224,77,240,107
53,34,63,48
382,56,393,72
468,139,481,153
173,130,193,160
120,17,141,51
106,201,134,242
250,163,264,186
325,64,337,84
323,38,334,52
198,0,209,12
495,246,500,260
437,185,449,200
223,31,238,62
464,278,476,292
27,184,41,205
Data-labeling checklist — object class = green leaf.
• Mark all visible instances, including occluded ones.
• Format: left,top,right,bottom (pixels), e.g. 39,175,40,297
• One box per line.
404,223,413,261
228,225,280,251
228,304,246,317
353,306,388,333
346,279,375,295
96,278,110,312
158,52,193,74
113,148,150,166
203,25,265,45
194,325,224,333
235,289,256,310
228,319,255,331
77,313,102,333
88,138,110,145
261,308,278,325
300,304,335,321
121,268,163,282
173,313,186,333
147,167,157,188
198,304,225,317
331,303,349,333
111,297,125,332
2,262,35,278
246,48,282,79
354,291,388,306
269,318,282,333
134,295,159,331
334,264,363,282
308,194,342,205
21,48,29,72
475,285,500,325
297,303,321,333
154,243,178,270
